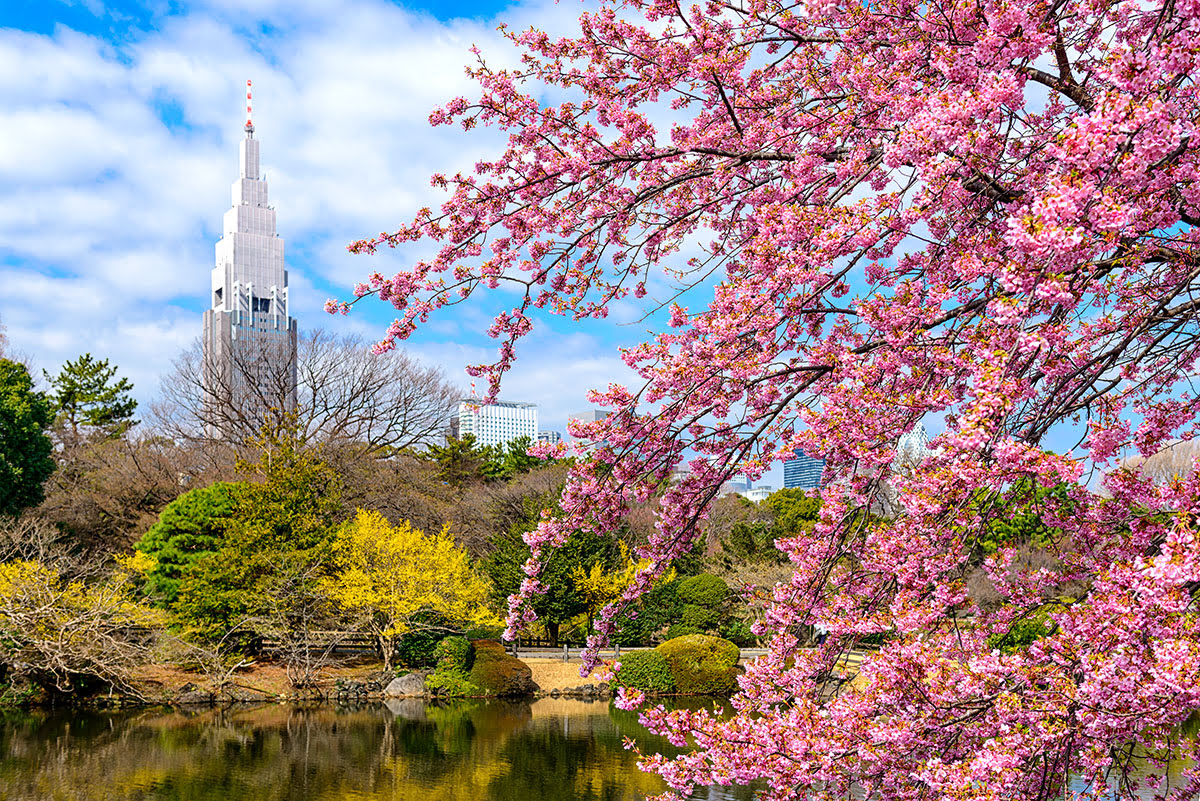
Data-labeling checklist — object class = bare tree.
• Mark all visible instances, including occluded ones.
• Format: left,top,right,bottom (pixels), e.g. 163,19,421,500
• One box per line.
1123,439,1200,483
32,433,232,551
152,329,460,454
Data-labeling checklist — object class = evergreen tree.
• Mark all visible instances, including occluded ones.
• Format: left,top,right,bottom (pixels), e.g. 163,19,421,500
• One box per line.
134,481,241,606
175,431,344,644
480,436,545,481
44,353,137,441
424,435,490,487
0,360,55,517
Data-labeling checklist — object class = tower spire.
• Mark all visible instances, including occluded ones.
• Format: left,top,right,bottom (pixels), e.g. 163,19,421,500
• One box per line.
244,79,254,136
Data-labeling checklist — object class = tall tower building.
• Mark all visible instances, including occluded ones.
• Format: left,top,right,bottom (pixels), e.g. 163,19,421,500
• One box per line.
202,81,298,437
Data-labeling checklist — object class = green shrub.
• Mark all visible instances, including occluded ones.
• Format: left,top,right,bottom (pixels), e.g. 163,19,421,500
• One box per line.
665,623,701,640
987,616,1054,654
657,634,739,695
676,574,728,607
434,636,474,671
613,580,681,646
680,603,721,631
462,624,505,641
424,669,482,697
396,628,444,668
134,482,240,606
613,649,675,694
468,640,536,697
720,619,757,647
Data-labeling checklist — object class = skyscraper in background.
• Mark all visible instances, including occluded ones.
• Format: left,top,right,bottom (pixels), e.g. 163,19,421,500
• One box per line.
202,82,298,437
783,451,825,490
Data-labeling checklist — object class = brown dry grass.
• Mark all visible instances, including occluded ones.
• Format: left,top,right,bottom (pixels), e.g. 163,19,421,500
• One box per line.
129,657,385,698
523,658,609,691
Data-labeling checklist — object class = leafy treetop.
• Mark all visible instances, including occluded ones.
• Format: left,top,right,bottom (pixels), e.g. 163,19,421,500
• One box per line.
0,360,55,518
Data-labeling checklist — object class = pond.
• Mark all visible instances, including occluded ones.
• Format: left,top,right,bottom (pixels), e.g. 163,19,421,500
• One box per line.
0,698,758,801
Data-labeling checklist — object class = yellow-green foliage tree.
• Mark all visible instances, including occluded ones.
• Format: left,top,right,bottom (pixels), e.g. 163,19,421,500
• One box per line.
0,554,165,694
572,541,671,633
174,430,343,645
324,510,496,670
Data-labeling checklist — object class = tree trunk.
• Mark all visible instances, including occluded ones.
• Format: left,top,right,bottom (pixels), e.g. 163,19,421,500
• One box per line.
379,634,392,672
547,620,560,646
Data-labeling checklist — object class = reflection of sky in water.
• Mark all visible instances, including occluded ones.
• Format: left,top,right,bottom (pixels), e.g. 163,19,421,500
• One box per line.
0,698,755,801
0,700,1188,800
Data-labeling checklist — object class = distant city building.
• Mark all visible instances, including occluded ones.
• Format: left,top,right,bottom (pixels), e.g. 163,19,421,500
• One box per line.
202,82,297,437
537,430,562,446
718,474,751,497
568,410,611,425
741,486,773,502
567,409,610,437
783,451,825,490
450,399,538,448
893,423,933,471
669,466,692,485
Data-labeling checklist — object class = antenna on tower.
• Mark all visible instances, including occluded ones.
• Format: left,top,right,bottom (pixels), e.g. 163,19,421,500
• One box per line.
244,79,254,135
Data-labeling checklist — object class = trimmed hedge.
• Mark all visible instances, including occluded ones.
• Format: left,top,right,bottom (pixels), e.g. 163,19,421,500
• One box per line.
614,649,676,694
665,623,701,641
657,634,740,695
468,640,537,697
676,574,728,607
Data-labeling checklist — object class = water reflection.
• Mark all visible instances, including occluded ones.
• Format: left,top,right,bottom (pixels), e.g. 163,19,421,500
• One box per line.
0,699,755,801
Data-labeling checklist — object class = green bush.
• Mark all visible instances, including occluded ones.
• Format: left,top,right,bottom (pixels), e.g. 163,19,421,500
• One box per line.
424,669,482,697
665,623,701,640
434,635,473,671
720,619,757,647
657,634,740,695
680,603,721,631
462,624,505,641
134,482,240,606
676,574,728,607
613,649,676,694
613,580,681,646
987,615,1054,654
468,640,536,697
396,629,444,668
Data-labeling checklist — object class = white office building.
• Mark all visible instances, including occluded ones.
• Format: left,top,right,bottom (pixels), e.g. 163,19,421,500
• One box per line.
740,486,774,502
202,83,297,435
452,400,538,448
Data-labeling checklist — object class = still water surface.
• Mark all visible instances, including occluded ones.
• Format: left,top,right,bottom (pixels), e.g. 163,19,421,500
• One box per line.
0,698,757,801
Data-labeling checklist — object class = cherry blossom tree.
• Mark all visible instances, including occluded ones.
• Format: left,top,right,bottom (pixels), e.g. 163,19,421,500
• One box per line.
338,0,1200,798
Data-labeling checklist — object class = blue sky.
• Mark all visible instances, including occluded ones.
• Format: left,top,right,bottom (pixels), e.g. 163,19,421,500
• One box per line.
0,0,676,450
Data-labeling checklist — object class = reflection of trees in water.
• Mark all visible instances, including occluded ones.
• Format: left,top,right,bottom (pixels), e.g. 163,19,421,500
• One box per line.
0,700,759,801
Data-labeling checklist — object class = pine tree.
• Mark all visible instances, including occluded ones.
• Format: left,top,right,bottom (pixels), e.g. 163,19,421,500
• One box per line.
44,353,137,442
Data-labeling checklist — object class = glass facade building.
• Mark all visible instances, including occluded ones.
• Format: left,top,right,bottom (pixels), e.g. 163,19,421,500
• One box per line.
783,451,825,490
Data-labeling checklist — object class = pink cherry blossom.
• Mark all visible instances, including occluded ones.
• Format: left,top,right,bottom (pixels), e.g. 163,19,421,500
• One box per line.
338,0,1200,797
